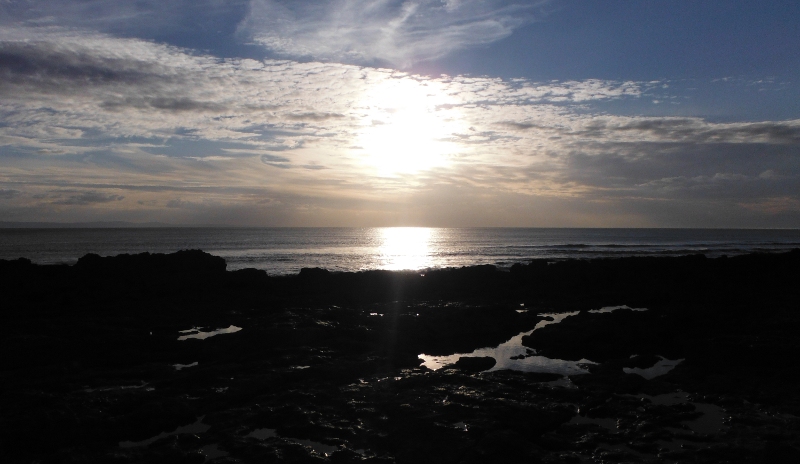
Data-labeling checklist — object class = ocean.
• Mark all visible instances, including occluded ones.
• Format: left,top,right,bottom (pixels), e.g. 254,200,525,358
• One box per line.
1,228,799,275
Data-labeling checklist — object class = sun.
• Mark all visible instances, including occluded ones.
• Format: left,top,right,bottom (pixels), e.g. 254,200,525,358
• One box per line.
356,78,463,176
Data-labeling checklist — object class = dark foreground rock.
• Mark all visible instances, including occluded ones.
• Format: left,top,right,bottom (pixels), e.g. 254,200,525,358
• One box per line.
1,250,799,463
450,356,497,372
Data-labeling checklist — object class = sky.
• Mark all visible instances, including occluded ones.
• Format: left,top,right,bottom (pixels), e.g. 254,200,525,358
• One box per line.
1,0,799,227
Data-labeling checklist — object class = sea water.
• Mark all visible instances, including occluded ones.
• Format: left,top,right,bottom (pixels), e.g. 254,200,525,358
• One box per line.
1,227,798,275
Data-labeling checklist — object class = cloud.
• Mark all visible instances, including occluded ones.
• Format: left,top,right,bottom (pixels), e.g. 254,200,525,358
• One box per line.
52,191,125,205
0,1,248,37
100,97,227,113
0,26,654,156
0,189,21,199
166,198,200,209
261,154,292,168
301,163,328,170
0,40,161,86
239,0,547,67
1,26,799,226
285,112,346,122
739,197,800,215
566,118,800,145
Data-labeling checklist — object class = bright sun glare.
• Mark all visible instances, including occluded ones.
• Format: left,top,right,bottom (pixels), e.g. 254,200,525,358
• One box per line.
357,79,463,176
379,227,434,271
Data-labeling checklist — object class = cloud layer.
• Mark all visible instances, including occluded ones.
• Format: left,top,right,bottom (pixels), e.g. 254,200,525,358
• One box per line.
1,27,799,227
239,0,545,67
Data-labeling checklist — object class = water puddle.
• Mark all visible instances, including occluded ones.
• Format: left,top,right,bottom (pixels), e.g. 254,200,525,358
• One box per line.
546,376,577,388
173,362,198,371
687,402,727,434
289,438,339,456
636,392,727,435
535,310,580,329
119,416,211,448
248,428,277,440
200,443,228,460
569,415,617,431
566,391,726,458
588,305,648,314
178,326,242,341
247,428,340,456
84,382,150,393
418,311,595,375
568,392,726,462
418,306,651,377
623,356,684,379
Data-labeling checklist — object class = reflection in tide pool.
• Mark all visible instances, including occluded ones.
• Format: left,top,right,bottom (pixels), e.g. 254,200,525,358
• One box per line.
200,444,229,460
418,312,596,376
588,305,648,314
120,416,210,448
623,356,684,379
635,392,727,435
418,308,649,375
173,362,198,370
379,227,435,271
247,428,341,456
177,325,242,341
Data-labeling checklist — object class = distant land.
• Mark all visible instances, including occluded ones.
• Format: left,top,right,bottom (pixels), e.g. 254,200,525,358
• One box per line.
0,221,178,228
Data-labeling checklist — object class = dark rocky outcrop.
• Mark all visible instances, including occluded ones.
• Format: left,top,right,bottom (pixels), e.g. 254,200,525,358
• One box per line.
450,356,497,372
2,249,800,463
74,249,227,276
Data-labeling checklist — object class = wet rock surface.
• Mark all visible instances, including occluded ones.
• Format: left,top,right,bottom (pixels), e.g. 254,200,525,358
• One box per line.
2,250,800,463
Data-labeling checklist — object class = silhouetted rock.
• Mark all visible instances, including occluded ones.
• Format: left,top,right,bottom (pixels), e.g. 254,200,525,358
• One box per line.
75,249,226,278
450,356,496,372
228,267,269,287
298,267,331,279
2,249,800,463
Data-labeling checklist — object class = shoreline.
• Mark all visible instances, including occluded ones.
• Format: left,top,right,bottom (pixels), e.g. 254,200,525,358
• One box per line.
5,248,799,307
4,227,800,276
3,250,800,462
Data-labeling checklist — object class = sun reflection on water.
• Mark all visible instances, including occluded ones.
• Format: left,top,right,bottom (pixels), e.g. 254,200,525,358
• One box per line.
379,227,434,271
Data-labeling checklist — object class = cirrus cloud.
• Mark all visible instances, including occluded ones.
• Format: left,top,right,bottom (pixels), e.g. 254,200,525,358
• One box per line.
239,0,549,68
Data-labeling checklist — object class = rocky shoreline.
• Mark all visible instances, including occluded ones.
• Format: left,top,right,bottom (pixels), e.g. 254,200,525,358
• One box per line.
2,250,800,463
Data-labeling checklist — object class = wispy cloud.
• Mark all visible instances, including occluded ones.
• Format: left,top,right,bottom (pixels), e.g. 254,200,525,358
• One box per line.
239,0,548,68
0,1,247,35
